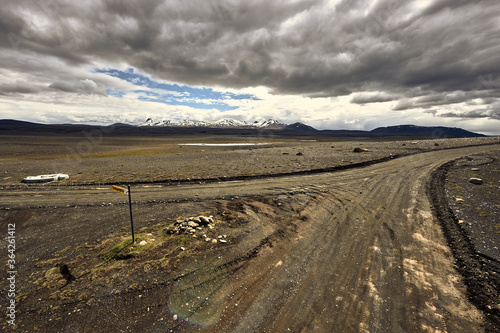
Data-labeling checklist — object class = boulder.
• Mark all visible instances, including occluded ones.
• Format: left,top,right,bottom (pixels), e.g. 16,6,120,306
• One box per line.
469,178,483,185
199,216,210,225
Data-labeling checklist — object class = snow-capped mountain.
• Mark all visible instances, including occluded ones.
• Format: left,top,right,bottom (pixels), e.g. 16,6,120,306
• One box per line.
138,118,286,129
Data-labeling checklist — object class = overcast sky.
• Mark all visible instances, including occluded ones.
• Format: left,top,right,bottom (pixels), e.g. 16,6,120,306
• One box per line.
1,0,499,134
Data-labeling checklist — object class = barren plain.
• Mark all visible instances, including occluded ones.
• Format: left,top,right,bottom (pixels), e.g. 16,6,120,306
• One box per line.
0,133,499,332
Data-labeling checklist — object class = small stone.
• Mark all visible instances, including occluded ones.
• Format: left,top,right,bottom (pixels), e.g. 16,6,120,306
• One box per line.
219,239,227,244
139,240,148,246
173,314,178,320
458,220,464,224
456,198,465,203
353,147,369,153
180,247,186,251
471,168,479,171
469,178,483,185
212,239,218,244
187,221,199,227
199,216,210,225
205,238,211,242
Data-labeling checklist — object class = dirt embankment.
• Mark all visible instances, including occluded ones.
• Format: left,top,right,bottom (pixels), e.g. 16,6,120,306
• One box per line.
429,152,500,331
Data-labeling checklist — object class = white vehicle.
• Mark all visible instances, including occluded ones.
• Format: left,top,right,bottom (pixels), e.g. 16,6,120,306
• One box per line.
23,173,69,183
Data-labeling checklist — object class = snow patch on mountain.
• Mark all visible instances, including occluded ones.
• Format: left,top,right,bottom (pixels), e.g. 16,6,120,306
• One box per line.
138,118,286,129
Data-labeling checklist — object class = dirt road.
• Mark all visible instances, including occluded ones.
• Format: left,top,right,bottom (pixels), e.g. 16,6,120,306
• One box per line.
2,144,499,332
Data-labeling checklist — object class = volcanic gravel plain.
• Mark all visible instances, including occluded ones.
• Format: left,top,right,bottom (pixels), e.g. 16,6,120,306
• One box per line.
0,133,499,332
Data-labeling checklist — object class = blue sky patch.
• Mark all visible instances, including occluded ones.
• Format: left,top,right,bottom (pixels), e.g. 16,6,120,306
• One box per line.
96,67,258,111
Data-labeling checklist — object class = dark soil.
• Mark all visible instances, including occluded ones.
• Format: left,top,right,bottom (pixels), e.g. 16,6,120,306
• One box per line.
429,152,500,332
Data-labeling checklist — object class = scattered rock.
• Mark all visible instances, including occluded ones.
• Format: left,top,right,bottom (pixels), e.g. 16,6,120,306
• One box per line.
199,216,210,225
169,215,215,235
469,178,483,185
470,168,479,171
353,147,369,153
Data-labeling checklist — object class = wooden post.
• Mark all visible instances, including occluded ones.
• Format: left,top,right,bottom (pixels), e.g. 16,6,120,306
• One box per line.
127,185,134,243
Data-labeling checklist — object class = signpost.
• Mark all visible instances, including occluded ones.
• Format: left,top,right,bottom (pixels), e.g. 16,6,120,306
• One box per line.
112,185,135,243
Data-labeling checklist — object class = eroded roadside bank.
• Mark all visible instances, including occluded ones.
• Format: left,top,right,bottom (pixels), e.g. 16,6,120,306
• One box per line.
429,152,500,332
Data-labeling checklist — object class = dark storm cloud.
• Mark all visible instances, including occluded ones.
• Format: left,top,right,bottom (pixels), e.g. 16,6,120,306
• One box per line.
0,81,42,95
438,107,500,120
1,0,499,114
350,92,396,104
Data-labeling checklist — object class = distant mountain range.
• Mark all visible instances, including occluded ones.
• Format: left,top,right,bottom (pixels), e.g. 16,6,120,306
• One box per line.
0,119,486,138
139,118,286,129
369,125,485,138
137,118,484,138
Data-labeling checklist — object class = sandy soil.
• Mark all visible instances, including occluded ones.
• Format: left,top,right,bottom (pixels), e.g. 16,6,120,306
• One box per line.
0,135,499,332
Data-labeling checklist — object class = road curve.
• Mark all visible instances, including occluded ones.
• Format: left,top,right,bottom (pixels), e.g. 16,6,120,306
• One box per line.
3,144,499,332
201,145,498,332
